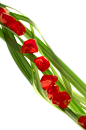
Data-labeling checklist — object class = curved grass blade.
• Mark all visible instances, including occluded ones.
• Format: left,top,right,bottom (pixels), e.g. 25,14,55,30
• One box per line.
75,112,86,118
2,27,32,84
30,61,49,100
72,96,86,110
29,25,67,92
0,3,23,15
61,74,72,95
0,28,4,40
10,12,52,49
73,91,86,106
50,64,66,90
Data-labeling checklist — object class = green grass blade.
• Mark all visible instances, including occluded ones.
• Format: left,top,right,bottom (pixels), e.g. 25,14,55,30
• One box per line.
61,74,72,95
0,3,23,15
0,28,5,40
30,61,49,100
50,64,66,90
2,27,32,84
72,96,86,110
10,12,52,49
75,112,86,118
73,91,86,106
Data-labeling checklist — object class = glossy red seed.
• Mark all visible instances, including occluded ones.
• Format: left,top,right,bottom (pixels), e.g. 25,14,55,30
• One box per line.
34,56,50,72
1,13,16,26
52,91,71,109
78,116,86,129
46,83,59,99
0,7,7,15
9,21,26,36
40,75,58,90
20,39,38,53
0,7,7,21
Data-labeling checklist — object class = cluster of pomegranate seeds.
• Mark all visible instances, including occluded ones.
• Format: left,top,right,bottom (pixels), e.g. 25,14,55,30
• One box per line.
46,83,59,99
40,75,58,90
78,116,86,129
0,7,26,36
20,39,38,53
10,21,26,36
52,91,71,109
34,56,50,72
40,74,71,109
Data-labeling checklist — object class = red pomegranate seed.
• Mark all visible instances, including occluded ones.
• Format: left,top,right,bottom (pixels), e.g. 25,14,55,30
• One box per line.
78,116,86,129
20,39,38,53
34,56,50,72
1,13,16,26
0,7,7,15
40,75,58,90
52,91,71,109
0,7,7,21
46,83,59,99
9,21,26,36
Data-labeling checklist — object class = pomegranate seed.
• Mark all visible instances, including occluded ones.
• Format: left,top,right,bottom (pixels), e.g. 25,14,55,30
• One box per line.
52,91,71,109
78,116,86,129
0,7,7,21
20,39,38,53
34,56,50,72
1,13,16,26
9,21,26,36
40,75,58,90
46,83,59,99
0,7,7,15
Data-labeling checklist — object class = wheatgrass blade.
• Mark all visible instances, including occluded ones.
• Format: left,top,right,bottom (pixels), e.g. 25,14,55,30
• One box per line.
2,27,32,84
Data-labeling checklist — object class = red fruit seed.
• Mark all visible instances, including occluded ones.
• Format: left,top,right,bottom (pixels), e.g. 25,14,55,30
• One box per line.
0,7,7,21
46,83,59,99
34,56,50,72
0,7,7,15
1,13,16,26
20,39,38,53
52,91,71,109
40,75,58,90
9,21,26,36
78,116,86,129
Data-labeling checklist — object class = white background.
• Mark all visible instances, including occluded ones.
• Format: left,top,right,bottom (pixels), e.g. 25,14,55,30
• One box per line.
0,0,86,130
